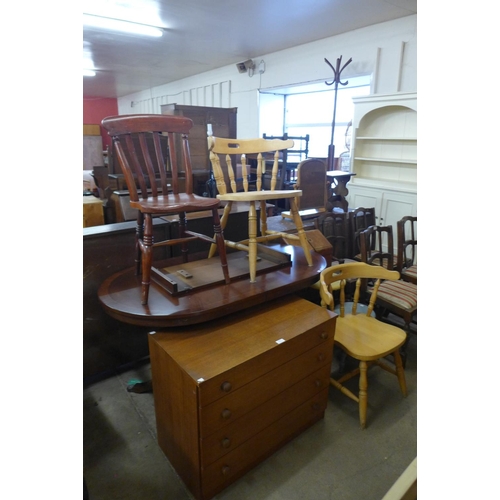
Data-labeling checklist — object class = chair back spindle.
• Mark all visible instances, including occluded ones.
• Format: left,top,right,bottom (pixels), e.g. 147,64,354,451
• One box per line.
104,114,194,202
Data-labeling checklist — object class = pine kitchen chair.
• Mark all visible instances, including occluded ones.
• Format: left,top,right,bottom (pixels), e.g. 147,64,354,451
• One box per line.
207,136,313,283
319,262,407,429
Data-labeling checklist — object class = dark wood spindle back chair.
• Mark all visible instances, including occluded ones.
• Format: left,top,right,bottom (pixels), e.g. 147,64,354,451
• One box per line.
397,216,417,284
349,206,377,260
359,224,417,365
102,114,230,305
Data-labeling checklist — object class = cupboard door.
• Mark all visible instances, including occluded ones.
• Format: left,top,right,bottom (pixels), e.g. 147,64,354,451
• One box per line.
380,191,417,230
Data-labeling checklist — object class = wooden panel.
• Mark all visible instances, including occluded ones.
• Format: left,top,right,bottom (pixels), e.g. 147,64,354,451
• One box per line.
83,196,104,227
149,335,203,500
83,124,101,136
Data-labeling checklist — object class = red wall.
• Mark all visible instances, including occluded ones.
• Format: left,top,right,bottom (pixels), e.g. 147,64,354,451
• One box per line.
83,96,118,150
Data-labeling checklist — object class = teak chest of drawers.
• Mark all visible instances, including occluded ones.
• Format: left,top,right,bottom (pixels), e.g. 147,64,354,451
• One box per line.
148,295,337,500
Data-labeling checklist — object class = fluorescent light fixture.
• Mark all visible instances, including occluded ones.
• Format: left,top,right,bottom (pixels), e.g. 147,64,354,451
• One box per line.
83,13,163,37
83,69,96,77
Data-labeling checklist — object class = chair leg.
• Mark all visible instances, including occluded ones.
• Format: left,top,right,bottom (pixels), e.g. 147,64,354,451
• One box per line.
359,360,368,429
393,349,408,397
135,212,144,276
248,201,258,282
212,208,231,284
140,214,153,305
289,197,313,266
209,202,232,258
179,211,188,263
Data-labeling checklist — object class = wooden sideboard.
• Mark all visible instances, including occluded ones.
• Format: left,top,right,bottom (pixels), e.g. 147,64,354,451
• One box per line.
148,295,336,500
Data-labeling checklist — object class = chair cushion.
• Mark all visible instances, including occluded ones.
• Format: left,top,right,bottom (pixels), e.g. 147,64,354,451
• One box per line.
402,264,417,281
376,280,417,310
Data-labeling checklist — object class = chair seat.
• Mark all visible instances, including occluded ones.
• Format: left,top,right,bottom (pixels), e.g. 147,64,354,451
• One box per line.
376,280,417,310
217,189,302,202
402,264,417,281
335,315,407,361
131,193,221,213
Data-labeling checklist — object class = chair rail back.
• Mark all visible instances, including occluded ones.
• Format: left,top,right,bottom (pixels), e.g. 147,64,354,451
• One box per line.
397,216,417,272
320,262,400,317
102,114,194,202
360,225,395,270
208,136,294,194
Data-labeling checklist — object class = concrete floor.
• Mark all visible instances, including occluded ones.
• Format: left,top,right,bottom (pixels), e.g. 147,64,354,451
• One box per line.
83,322,416,500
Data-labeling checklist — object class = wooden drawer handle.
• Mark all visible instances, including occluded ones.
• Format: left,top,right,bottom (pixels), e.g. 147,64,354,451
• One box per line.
221,437,231,448
320,331,328,340
221,408,232,419
317,352,325,362
221,465,231,476
221,381,232,392
315,379,322,388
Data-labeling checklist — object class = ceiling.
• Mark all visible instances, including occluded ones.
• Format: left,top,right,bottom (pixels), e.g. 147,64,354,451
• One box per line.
83,0,417,99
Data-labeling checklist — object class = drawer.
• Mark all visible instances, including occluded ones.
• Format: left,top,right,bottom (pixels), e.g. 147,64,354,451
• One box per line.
199,341,333,437
198,317,336,408
201,388,329,499
200,364,330,466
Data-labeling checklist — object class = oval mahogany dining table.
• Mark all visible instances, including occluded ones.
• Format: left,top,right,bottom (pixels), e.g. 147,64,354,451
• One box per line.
98,243,326,328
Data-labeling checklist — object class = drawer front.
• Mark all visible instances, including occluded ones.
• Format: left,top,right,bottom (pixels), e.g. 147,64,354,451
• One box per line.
201,388,328,499
199,340,334,437
198,317,336,408
200,364,330,465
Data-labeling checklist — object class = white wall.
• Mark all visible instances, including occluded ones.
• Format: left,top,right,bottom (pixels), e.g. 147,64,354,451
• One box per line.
118,15,416,139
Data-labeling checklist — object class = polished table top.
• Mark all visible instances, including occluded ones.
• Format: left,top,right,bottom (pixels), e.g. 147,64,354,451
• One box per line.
98,243,326,328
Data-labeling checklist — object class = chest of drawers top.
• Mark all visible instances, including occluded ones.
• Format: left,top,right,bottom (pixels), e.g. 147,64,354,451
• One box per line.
151,294,336,405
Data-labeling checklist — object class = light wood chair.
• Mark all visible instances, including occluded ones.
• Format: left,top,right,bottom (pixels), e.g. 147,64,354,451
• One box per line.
319,262,407,429
397,216,417,284
102,114,230,305
208,136,313,282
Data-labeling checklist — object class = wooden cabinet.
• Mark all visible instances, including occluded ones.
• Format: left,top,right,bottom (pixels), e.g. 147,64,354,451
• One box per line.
347,184,417,231
83,196,104,227
161,104,237,195
148,295,336,500
347,92,417,233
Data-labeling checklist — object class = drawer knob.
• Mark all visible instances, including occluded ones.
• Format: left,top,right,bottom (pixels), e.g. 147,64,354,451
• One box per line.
221,437,231,448
317,352,325,362
315,379,322,388
320,331,328,340
221,381,232,392
221,408,232,419
222,465,231,476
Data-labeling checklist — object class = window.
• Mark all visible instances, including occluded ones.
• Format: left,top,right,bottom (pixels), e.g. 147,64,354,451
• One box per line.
259,76,370,158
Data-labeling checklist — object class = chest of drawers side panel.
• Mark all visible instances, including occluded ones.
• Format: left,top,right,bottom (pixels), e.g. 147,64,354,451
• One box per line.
148,334,203,500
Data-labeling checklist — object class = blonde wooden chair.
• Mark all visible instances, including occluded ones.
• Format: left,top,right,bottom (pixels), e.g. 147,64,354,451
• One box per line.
207,136,313,282
319,262,407,429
